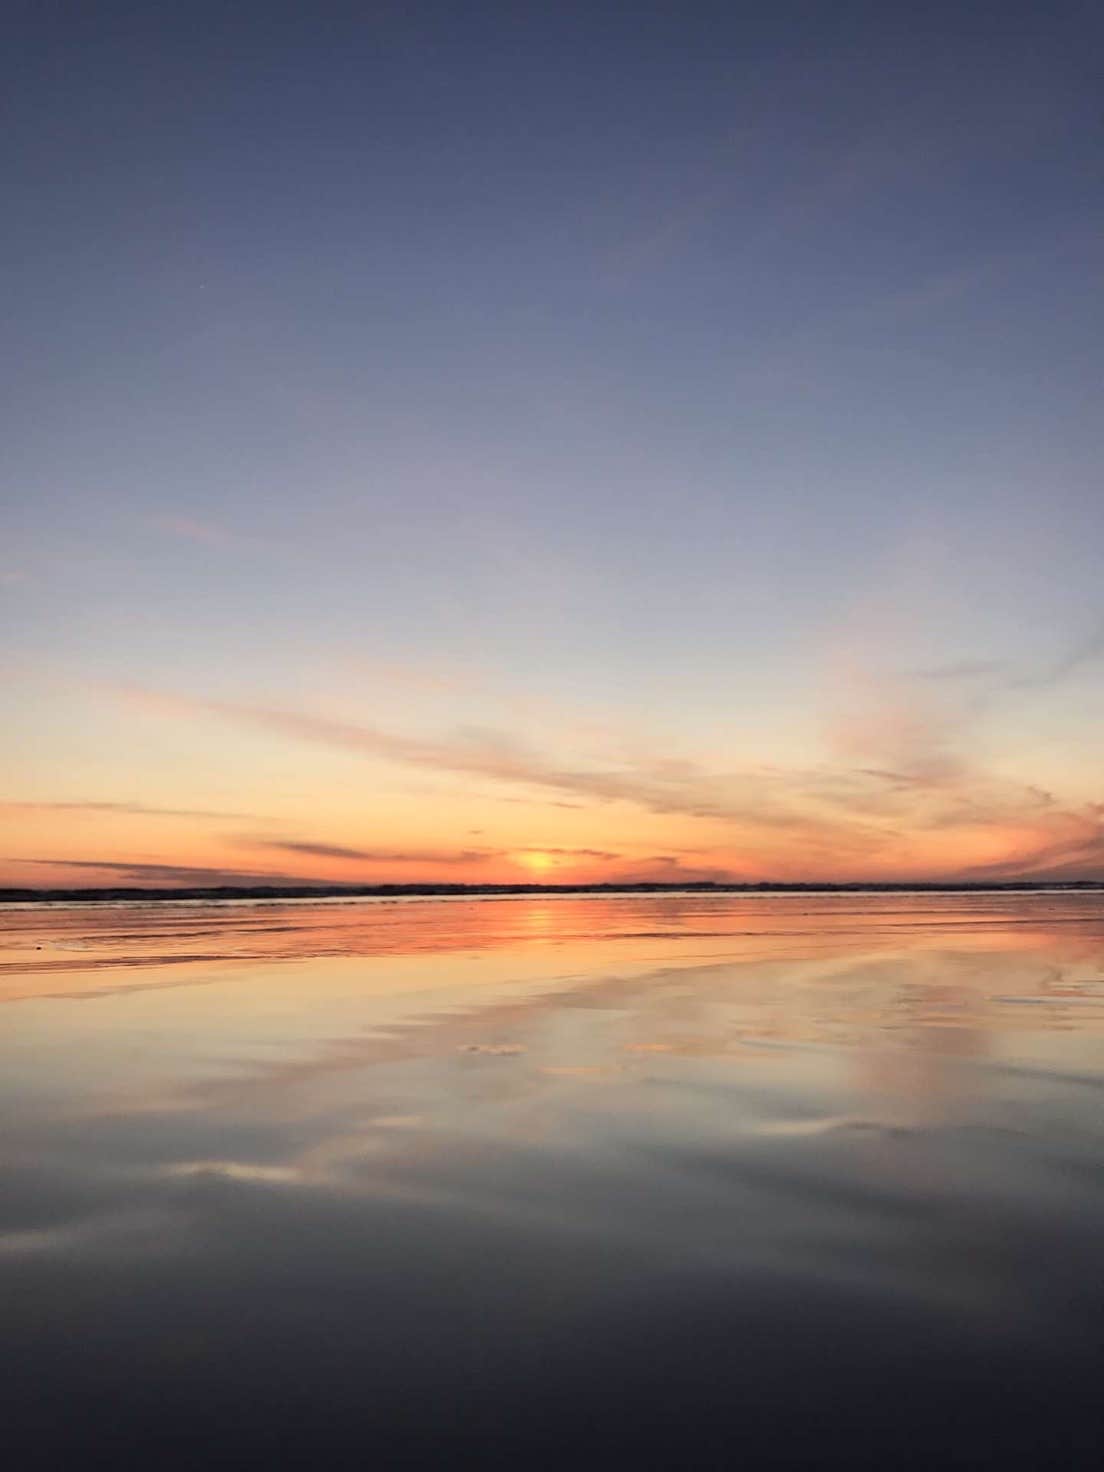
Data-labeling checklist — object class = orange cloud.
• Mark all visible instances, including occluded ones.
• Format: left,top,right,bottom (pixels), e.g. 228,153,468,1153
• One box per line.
98,680,1104,885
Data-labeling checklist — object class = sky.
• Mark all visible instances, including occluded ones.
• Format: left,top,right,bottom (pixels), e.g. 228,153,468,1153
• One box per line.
3,0,1103,887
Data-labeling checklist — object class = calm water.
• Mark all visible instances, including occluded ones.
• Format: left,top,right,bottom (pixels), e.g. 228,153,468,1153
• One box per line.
3,892,1104,1468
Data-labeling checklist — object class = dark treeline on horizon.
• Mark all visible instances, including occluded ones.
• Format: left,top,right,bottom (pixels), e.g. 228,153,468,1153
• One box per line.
2,880,1101,904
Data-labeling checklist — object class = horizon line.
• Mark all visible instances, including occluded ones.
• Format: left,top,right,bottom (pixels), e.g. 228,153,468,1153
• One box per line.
2,879,1102,904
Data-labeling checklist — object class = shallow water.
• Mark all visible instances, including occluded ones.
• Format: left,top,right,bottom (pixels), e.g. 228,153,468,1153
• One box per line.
3,892,1104,1467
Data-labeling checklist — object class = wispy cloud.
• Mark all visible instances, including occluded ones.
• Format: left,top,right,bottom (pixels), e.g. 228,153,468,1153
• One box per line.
1006,615,1104,691
149,516,256,551
738,219,1101,396
2,800,259,820
897,618,1104,702
951,806,1104,882
900,616,1104,696
497,797,589,810
123,689,879,845
119,683,1104,882
908,660,1006,683
817,657,1104,878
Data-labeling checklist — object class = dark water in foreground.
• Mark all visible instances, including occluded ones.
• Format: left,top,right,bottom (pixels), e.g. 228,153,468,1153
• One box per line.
3,892,1104,1468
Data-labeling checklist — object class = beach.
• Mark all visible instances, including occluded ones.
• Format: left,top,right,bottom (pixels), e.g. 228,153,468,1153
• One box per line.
3,891,1103,1465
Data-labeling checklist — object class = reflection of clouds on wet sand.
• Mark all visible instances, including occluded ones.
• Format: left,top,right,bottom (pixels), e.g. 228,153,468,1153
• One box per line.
3,893,1104,1465
4,890,1102,992
4,895,1101,1152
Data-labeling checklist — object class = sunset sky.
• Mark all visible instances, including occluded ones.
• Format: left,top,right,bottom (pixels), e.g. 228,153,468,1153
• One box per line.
4,0,1103,887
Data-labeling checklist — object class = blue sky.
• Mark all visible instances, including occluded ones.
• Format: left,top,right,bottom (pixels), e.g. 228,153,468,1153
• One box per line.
4,1,1103,885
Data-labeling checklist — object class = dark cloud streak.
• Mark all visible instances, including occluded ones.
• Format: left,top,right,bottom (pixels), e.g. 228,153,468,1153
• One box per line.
16,858,310,885
246,839,502,866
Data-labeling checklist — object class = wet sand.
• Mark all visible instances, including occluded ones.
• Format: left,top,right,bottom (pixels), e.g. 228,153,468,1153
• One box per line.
3,892,1103,1467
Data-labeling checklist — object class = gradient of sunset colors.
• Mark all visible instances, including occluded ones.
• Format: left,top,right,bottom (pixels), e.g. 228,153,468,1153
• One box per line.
3,1,1103,888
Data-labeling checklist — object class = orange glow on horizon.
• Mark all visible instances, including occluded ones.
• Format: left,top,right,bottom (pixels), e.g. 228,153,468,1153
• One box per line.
3,672,1102,890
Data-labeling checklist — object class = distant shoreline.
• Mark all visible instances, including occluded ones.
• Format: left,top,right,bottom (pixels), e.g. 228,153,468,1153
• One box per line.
1,880,1101,904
